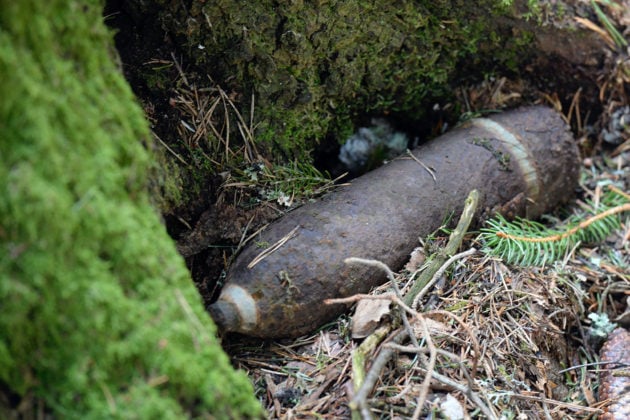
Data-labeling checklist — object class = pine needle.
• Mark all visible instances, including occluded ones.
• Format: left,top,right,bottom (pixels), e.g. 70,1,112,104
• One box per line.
480,186,629,266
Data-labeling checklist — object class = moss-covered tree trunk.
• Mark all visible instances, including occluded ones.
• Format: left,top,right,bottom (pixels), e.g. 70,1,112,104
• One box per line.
0,1,262,418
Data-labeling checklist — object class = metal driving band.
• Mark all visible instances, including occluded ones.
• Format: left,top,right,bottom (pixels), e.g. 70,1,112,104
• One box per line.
471,118,540,202
221,284,258,332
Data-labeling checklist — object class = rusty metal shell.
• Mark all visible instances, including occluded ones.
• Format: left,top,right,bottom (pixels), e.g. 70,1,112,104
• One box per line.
208,106,580,338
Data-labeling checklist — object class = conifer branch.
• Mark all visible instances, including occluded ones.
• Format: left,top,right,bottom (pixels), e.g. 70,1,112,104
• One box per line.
496,204,630,243
480,186,629,266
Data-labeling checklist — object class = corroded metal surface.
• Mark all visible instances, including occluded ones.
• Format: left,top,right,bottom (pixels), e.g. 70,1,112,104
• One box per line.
208,106,580,338
600,328,630,420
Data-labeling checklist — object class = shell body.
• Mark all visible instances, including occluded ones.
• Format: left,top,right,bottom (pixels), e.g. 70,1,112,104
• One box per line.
209,106,580,338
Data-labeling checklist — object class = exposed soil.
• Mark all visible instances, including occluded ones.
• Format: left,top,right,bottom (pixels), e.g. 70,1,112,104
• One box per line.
104,0,270,302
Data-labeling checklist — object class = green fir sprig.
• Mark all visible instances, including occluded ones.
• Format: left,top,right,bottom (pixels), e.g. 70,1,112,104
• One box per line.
480,186,630,266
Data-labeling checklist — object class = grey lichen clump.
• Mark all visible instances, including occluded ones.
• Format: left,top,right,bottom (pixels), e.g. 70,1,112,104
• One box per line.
0,1,262,418
339,119,410,172
602,105,630,145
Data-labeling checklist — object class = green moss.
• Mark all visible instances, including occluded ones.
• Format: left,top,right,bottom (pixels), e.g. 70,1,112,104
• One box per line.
144,64,175,91
115,0,543,212
0,1,262,418
149,144,186,211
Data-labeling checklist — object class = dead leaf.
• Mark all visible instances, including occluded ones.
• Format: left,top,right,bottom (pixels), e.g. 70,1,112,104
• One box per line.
405,247,426,271
410,317,451,338
351,299,391,339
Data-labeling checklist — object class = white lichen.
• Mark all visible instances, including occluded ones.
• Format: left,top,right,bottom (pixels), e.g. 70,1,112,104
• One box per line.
339,118,409,172
602,105,629,145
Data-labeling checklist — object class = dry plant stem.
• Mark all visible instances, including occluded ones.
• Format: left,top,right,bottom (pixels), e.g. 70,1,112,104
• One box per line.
152,131,188,166
412,366,499,419
406,149,436,182
351,324,391,394
350,329,408,420
392,308,481,418
389,264,421,349
345,257,420,348
170,52,190,87
411,314,437,420
346,304,437,418
404,189,479,307
507,393,602,414
342,259,416,419
386,343,466,359
327,294,481,370
609,184,630,200
390,323,494,418
426,309,481,380
247,225,299,268
386,328,490,417
325,293,395,305
412,247,477,310
331,282,483,392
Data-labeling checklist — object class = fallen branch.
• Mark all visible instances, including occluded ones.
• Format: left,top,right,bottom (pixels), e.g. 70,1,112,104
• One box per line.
404,189,479,306
411,247,477,310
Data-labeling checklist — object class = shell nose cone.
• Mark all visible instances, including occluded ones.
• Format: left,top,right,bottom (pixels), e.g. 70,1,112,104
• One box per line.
207,300,240,333
206,284,258,334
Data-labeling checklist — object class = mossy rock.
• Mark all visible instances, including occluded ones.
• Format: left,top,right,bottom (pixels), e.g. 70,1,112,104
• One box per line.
114,0,610,219
0,1,262,418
